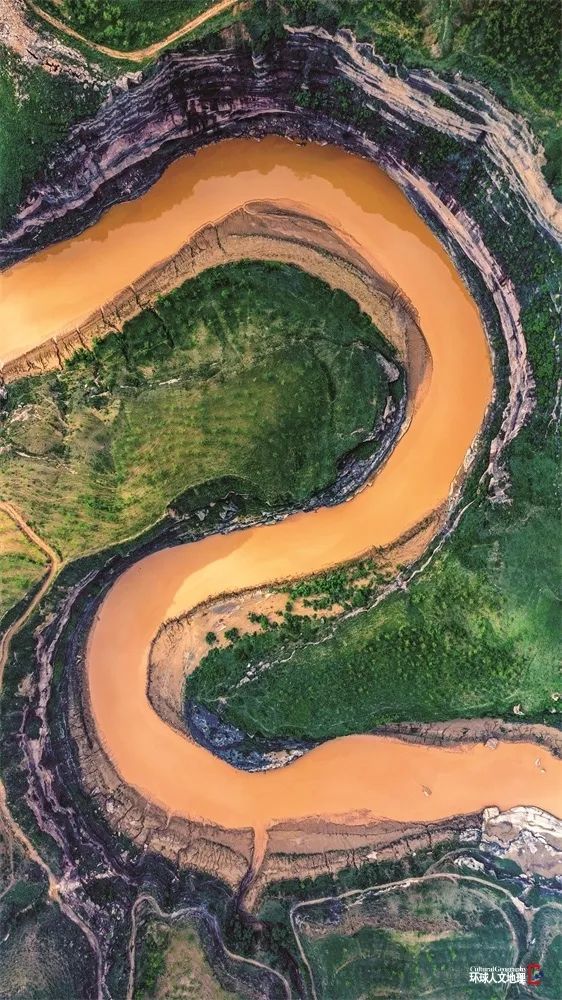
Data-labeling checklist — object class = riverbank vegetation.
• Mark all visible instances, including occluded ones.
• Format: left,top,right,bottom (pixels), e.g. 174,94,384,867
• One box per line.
0,509,48,624
36,0,237,51
267,0,562,197
0,262,393,565
250,844,560,998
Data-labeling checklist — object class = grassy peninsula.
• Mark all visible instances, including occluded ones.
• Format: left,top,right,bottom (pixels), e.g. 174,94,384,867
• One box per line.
0,260,393,580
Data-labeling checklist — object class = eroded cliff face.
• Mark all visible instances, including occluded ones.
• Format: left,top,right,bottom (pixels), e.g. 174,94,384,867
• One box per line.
1,27,560,996
1,27,559,262
1,200,423,383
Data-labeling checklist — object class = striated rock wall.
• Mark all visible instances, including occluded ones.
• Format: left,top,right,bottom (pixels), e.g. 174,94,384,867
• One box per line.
0,28,559,265
0,200,426,386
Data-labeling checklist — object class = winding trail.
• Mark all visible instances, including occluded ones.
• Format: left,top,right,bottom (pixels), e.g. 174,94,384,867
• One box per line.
290,871,527,1000
0,506,62,938
126,893,291,1000
0,506,107,995
0,500,60,681
27,0,241,62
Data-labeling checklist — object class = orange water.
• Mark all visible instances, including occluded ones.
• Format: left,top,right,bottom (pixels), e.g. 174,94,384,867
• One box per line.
6,137,555,843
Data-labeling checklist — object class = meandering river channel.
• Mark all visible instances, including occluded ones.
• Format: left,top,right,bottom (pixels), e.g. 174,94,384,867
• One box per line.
2,137,560,859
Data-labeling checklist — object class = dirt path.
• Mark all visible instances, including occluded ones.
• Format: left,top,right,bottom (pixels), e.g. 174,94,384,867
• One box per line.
0,500,60,681
27,0,241,62
290,870,528,1000
0,507,107,994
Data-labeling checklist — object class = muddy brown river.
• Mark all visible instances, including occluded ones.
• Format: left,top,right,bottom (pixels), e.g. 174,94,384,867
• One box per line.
2,138,560,855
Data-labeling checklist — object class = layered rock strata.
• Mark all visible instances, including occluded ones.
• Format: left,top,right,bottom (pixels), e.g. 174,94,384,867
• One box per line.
0,200,426,387
0,28,559,262
65,203,432,895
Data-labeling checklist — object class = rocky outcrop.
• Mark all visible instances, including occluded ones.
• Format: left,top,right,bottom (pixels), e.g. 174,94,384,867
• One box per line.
372,719,562,758
480,806,562,880
0,199,425,385
294,27,561,243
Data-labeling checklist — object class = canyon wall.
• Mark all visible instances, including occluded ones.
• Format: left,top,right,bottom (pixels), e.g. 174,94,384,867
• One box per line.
0,28,559,266
1,27,547,501
0,200,425,384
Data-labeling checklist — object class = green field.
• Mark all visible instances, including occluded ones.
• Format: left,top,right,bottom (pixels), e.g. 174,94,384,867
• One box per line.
295,878,521,1000
531,906,562,1000
0,509,48,624
0,824,95,1000
134,921,239,999
0,262,393,564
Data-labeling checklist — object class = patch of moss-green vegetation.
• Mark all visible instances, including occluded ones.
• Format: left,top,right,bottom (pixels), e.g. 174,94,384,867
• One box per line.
134,920,239,999
0,262,393,562
284,0,561,196
0,893,97,998
0,509,48,624
38,0,234,50
296,878,520,1000
530,906,562,1000
185,219,561,734
0,49,103,228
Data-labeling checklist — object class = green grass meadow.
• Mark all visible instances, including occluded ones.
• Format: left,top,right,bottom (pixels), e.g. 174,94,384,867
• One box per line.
0,262,391,565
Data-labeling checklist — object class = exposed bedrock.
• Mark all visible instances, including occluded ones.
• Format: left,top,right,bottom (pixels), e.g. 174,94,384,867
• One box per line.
0,200,424,389
1,29,559,983
0,26,545,501
481,806,562,882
